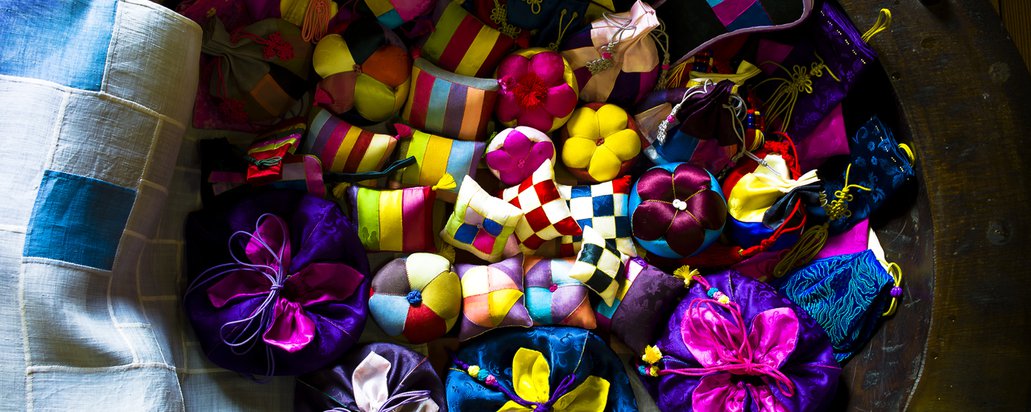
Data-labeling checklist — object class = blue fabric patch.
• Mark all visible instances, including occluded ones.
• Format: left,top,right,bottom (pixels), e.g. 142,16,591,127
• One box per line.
453,224,479,244
376,9,404,29
481,219,503,236
614,216,631,237
0,0,117,90
592,195,614,216
24,170,136,270
525,287,553,324
570,185,591,199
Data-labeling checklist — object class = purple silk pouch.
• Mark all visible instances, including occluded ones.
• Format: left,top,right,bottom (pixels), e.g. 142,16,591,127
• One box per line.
796,103,849,171
755,1,878,139
640,270,840,411
184,190,369,376
295,342,447,412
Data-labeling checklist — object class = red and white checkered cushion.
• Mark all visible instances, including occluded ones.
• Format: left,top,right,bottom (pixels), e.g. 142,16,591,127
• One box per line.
501,160,582,253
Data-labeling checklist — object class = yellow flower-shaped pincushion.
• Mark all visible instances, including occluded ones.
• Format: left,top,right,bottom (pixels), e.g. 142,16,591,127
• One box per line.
560,103,642,183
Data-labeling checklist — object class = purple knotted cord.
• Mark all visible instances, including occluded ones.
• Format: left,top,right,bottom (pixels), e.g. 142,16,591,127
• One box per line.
184,213,289,376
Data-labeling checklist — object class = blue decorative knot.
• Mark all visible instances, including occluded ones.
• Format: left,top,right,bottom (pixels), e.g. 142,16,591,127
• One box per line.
406,290,423,306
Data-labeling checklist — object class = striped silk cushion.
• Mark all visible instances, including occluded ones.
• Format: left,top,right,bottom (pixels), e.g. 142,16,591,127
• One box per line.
421,0,514,77
402,58,499,141
346,185,439,252
303,108,398,175
391,124,485,202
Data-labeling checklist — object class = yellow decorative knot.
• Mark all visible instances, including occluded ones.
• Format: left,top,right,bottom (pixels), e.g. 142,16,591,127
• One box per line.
673,265,699,288
822,164,871,221
717,295,731,305
642,345,663,365
758,54,840,132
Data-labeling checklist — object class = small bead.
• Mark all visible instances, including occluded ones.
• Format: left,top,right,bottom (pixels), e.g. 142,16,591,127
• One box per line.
406,290,423,306
637,365,648,376
477,369,489,381
548,284,558,292
648,366,659,377
717,295,730,305
890,286,903,298
661,64,670,70
601,51,612,59
707,287,719,298
666,115,676,122
485,375,497,386
467,365,480,378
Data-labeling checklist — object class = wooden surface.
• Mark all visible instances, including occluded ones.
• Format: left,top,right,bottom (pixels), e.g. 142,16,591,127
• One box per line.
836,0,1031,410
992,1,1031,71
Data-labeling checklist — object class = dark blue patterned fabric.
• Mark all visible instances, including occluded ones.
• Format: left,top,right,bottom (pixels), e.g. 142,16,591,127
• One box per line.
772,249,894,362
808,116,915,234
446,326,639,411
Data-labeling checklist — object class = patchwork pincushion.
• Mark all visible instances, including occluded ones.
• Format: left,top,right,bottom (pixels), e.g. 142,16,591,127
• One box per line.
629,163,727,259
455,256,533,341
312,18,411,123
368,253,462,344
560,103,642,184
485,126,557,187
495,48,579,132
523,256,597,329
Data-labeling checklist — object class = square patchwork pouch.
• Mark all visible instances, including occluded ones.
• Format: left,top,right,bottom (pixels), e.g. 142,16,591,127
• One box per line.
753,3,891,139
593,257,689,353
200,138,326,207
402,58,500,142
194,17,314,132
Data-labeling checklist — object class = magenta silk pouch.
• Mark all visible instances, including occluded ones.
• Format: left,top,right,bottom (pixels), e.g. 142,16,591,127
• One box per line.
639,270,840,411
795,103,849,172
814,218,870,260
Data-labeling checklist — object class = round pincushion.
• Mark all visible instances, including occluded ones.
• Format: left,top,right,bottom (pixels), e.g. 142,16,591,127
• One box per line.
495,48,579,132
312,18,411,124
368,253,462,344
629,163,727,259
484,126,557,187
560,103,642,183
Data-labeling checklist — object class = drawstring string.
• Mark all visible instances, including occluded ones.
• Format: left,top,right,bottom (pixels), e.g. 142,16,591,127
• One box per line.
301,0,332,42
821,163,872,221
650,19,671,90
861,9,893,43
773,223,829,278
757,55,839,133
586,12,639,74
654,80,714,145
547,9,579,50
882,262,904,316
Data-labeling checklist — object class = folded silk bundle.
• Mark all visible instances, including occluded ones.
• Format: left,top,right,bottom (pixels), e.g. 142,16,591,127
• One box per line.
184,190,369,376
639,269,840,411
295,342,447,412
447,326,639,411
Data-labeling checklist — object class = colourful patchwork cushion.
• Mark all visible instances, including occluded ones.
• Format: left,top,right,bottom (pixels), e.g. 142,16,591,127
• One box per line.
390,124,486,203
484,126,557,187
560,103,642,183
345,185,439,253
501,160,582,254
455,256,533,340
594,258,689,352
368,253,462,344
558,176,636,257
360,0,435,29
523,256,597,329
421,1,515,77
303,108,398,176
441,178,523,262
495,48,579,132
569,226,628,306
629,162,727,259
312,18,411,123
402,58,499,142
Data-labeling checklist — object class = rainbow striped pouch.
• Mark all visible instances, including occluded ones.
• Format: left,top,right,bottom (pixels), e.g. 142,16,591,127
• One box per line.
303,108,398,182
390,124,485,203
343,185,441,253
402,58,499,142
421,1,514,78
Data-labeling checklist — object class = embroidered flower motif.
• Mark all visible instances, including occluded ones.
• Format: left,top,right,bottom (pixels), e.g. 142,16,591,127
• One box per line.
496,51,578,132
